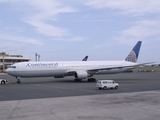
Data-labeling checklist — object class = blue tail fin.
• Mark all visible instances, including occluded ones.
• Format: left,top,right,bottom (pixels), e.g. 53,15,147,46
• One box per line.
125,41,142,63
82,56,88,61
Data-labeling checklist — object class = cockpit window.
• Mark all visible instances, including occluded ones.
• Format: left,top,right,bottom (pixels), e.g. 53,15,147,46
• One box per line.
9,66,16,68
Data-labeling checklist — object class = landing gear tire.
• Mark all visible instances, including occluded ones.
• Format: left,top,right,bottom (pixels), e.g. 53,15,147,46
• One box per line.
16,77,21,84
74,79,82,82
87,78,96,82
17,80,21,84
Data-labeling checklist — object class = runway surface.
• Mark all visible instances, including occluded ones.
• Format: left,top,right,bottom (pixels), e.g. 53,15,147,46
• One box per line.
0,71,160,120
0,71,160,101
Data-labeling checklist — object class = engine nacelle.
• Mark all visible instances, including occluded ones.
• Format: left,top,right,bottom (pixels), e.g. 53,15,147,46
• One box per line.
74,70,89,79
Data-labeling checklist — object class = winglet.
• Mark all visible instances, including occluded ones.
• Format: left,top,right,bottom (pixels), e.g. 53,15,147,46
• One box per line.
125,41,142,63
82,56,88,61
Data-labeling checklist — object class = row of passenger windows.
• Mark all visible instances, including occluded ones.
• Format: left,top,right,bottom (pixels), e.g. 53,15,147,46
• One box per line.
9,66,16,68
63,65,109,67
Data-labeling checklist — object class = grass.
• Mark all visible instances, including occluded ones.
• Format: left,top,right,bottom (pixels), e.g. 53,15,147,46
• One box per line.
134,66,160,71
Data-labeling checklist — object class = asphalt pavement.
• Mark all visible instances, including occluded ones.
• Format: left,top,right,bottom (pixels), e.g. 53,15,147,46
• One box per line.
0,72,160,120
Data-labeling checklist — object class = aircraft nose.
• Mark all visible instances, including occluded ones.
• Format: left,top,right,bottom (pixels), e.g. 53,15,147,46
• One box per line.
6,68,9,73
6,68,12,74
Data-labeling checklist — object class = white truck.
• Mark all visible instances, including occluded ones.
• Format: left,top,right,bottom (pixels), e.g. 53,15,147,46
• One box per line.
97,80,119,90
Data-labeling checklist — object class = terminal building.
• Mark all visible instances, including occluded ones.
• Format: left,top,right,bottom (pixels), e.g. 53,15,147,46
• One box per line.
0,52,31,72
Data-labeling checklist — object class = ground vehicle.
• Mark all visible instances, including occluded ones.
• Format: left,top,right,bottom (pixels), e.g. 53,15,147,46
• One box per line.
96,80,119,90
0,79,8,84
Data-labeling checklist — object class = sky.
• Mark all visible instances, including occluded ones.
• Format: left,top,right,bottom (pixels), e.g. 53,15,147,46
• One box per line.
0,0,160,63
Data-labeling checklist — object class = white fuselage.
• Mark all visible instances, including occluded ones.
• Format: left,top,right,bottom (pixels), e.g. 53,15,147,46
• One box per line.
6,61,136,78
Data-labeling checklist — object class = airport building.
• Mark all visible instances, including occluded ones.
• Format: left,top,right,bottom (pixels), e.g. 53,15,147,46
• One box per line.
0,52,31,72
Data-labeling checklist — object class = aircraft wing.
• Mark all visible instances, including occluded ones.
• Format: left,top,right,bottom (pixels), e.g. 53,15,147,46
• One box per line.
66,62,154,75
87,62,154,72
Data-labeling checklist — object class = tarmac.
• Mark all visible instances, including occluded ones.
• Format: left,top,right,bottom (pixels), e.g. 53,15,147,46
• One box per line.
0,71,160,120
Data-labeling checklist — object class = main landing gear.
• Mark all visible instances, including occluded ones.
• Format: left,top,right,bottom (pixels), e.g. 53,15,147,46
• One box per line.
16,77,21,84
74,78,96,82
87,78,96,82
74,79,82,82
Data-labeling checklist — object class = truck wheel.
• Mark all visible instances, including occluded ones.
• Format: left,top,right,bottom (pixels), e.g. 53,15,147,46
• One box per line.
115,86,118,89
103,86,107,90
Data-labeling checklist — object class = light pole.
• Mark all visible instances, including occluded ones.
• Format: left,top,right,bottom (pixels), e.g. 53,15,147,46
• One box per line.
38,54,40,61
35,53,38,61
35,53,40,61
2,52,5,73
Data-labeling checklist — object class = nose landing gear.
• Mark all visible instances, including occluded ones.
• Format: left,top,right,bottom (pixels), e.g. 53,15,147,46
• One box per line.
16,77,21,84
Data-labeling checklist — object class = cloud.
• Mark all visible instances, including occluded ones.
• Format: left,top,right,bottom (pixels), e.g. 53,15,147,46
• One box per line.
83,0,160,45
24,21,69,37
4,27,25,33
0,0,13,2
0,33,43,46
21,0,76,37
84,0,160,15
0,0,87,43
52,37,87,42
94,43,111,49
113,20,160,44
0,43,28,52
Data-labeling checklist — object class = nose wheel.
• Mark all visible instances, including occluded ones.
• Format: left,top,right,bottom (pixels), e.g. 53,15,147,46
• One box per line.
16,77,21,84
17,80,21,84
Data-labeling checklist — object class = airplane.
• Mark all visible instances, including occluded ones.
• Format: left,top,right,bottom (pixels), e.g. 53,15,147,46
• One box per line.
6,41,152,84
82,56,88,61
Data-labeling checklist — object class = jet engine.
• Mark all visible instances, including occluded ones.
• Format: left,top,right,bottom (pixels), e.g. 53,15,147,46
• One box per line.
74,70,89,79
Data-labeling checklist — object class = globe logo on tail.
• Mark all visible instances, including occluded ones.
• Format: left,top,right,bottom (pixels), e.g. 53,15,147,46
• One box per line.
125,50,137,63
